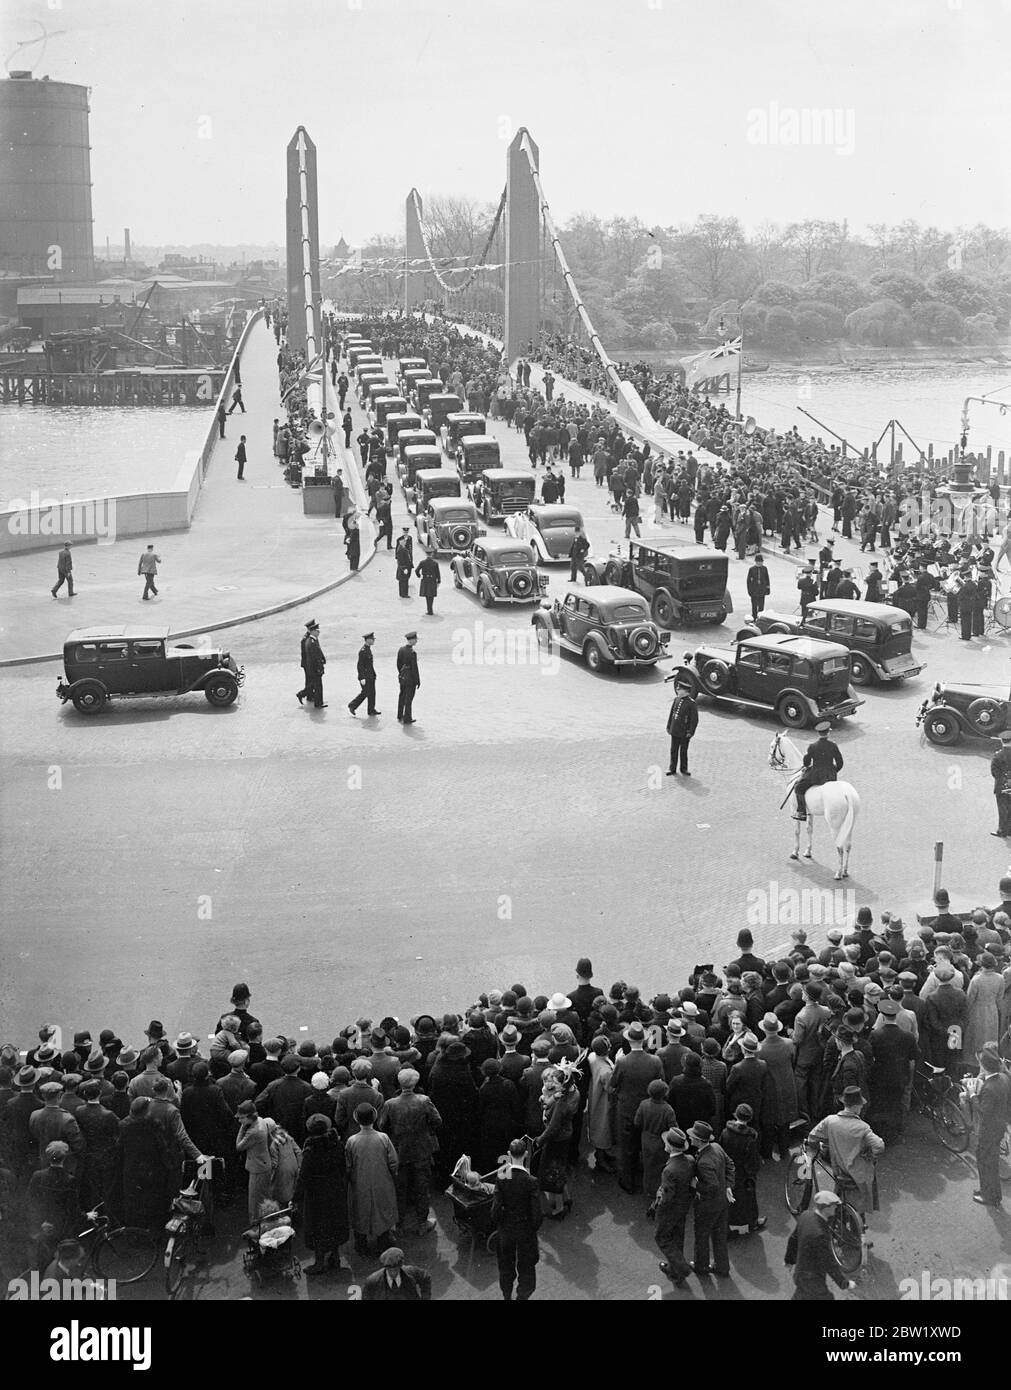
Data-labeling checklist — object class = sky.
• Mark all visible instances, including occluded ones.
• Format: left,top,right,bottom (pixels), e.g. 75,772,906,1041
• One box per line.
5,0,1010,249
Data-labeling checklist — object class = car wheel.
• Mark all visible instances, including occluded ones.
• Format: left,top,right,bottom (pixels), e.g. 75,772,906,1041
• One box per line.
700,659,730,694
508,571,534,599
777,695,809,729
767,622,791,634
652,591,676,629
849,655,874,686
582,565,599,586
923,710,961,746
71,680,107,715
967,697,1004,735
478,580,495,608
205,675,239,707
450,525,470,550
584,640,607,672
736,626,761,642
628,625,658,658
603,559,624,586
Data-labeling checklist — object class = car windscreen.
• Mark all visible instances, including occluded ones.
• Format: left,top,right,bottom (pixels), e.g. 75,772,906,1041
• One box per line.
439,508,473,521
540,515,577,528
818,656,851,677
608,604,648,621
889,619,911,635
490,551,530,566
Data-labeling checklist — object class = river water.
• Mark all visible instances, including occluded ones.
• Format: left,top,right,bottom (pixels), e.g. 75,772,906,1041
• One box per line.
0,403,210,506
1,365,1010,503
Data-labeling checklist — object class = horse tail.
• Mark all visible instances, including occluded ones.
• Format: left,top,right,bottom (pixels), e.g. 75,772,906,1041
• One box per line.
835,786,859,849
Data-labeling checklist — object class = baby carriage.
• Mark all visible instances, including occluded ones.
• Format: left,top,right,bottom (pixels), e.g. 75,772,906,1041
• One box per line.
241,1206,301,1286
445,1156,499,1253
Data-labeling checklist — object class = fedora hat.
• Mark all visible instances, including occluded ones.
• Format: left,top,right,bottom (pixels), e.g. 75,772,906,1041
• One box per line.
14,1066,37,1090
547,993,572,1012
759,1013,782,1033
83,1054,108,1074
174,1033,198,1054
688,1120,712,1144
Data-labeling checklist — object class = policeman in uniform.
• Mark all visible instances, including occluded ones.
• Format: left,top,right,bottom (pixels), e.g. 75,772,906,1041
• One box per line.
664,676,699,777
296,619,326,709
395,528,414,598
990,730,1011,837
798,560,819,619
956,567,979,641
397,632,421,724
793,720,843,819
568,526,590,583
348,633,379,717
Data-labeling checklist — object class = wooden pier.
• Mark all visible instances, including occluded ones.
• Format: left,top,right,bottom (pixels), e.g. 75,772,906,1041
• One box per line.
0,368,226,407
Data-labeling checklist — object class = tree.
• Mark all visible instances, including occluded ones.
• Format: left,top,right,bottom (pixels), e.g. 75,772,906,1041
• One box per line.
794,300,845,337
638,321,679,350
752,280,801,307
925,270,994,317
702,300,741,337
964,313,999,345
911,300,966,343
799,271,865,313
866,269,925,308
762,306,798,346
678,214,746,299
845,299,913,347
783,221,847,281
422,195,498,263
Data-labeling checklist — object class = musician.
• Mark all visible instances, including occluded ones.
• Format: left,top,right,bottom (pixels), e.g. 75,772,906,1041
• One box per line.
941,565,961,625
991,731,1011,838
793,722,844,820
891,574,918,618
957,569,979,641
913,562,936,631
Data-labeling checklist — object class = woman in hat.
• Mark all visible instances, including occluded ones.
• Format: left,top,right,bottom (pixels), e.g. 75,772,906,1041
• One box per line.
964,953,1004,1060
476,1058,521,1174
293,1113,349,1275
634,1078,677,1216
534,1064,580,1218
585,1036,617,1173
721,1010,759,1067
346,1103,398,1255
668,1052,717,1134
427,1039,478,1183
720,1103,765,1236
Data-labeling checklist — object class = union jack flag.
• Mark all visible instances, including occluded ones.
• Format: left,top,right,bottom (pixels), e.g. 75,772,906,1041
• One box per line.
709,335,742,360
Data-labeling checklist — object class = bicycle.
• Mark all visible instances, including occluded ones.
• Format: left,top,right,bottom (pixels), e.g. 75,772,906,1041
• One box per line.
784,1137,866,1276
163,1160,219,1299
76,1203,160,1284
911,1060,970,1153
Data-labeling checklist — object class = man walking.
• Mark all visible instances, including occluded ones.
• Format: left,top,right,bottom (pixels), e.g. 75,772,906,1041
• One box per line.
689,1120,734,1278
746,552,771,621
297,619,327,709
235,435,247,481
568,526,590,583
51,543,75,599
395,528,414,598
990,730,1011,838
665,676,699,777
655,1127,696,1287
227,384,245,415
491,1137,542,1301
138,544,161,600
785,1191,857,1299
348,633,379,717
396,632,420,724
415,552,441,616
337,372,349,412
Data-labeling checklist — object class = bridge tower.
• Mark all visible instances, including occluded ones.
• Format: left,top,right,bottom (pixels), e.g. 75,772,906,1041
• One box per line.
285,126,321,357
504,128,541,364
404,189,430,312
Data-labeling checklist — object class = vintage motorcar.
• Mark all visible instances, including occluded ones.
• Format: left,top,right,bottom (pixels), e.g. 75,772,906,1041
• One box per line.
56,626,244,715
423,392,465,434
741,599,925,686
668,633,864,728
417,495,482,554
414,469,462,512
347,346,376,369
397,356,427,377
457,435,503,485
355,361,384,384
442,412,487,454
916,681,1011,745
413,378,445,412
584,540,732,628
506,505,585,563
367,382,400,410
397,428,438,470
451,536,548,607
384,411,423,455
374,395,408,429
476,469,536,524
356,371,387,402
402,367,432,400
533,584,670,672
400,445,443,499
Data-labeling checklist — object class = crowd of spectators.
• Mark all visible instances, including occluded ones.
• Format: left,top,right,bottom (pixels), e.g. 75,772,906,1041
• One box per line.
3,879,1009,1294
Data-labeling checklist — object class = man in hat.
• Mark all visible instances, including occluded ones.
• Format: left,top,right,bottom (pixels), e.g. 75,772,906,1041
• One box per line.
688,1119,734,1277
51,542,75,599
785,1191,857,1299
868,995,917,1142
665,675,699,777
657,1019,691,1082
81,1051,115,1105
379,1069,441,1235
297,620,327,709
349,633,380,717
792,721,843,822
973,1047,1011,1207
913,560,935,629
798,559,819,619
362,1245,432,1301
611,1022,664,1192
864,561,884,603
491,1136,542,1300
809,1087,884,1220
26,1142,80,1262
655,1127,696,1286
29,1082,84,1174
956,567,979,641
7,1067,44,1179
990,731,1011,838
166,1034,203,1088
746,552,771,621
138,543,162,600
791,983,832,1117
396,632,420,724
415,550,442,616
395,527,414,598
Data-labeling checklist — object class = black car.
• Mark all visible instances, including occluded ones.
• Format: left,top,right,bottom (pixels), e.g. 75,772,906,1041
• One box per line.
56,626,244,714
916,681,1010,745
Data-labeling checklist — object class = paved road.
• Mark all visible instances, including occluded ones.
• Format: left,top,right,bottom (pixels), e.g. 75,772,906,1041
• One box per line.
1,347,1009,1298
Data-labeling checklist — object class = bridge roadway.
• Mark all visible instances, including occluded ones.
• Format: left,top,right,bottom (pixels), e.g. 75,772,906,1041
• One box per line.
0,342,1008,1299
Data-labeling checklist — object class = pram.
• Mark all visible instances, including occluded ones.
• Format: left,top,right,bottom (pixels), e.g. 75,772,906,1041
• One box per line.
241,1207,301,1286
445,1155,500,1253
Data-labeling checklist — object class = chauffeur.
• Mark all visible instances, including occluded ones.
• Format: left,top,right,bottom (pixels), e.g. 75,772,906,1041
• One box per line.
348,633,379,717
396,632,421,724
793,721,843,819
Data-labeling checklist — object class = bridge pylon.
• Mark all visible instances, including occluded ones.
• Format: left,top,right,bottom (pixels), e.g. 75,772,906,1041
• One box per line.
504,127,540,364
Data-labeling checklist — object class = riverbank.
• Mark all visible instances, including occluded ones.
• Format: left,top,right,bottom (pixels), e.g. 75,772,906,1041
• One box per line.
637,341,1011,372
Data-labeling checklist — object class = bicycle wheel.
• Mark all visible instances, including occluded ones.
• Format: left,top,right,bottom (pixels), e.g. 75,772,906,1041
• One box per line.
933,1096,970,1153
830,1204,864,1276
784,1154,813,1215
164,1230,190,1298
94,1226,159,1284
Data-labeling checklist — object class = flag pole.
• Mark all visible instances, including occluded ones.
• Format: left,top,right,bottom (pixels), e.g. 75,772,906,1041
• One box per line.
734,316,744,465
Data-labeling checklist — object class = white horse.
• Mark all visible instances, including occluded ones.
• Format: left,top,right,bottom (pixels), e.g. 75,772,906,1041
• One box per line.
769,732,860,880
